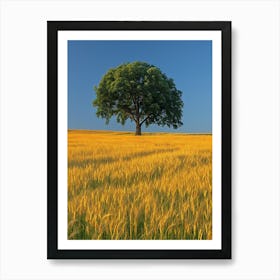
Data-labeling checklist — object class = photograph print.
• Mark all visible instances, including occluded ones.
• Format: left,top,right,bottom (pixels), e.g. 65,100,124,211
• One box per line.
48,21,231,259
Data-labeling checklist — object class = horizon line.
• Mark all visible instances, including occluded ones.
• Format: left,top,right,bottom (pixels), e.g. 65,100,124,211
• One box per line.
68,129,212,135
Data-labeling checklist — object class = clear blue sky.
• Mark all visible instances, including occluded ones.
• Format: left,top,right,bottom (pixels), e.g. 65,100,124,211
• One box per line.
68,40,212,133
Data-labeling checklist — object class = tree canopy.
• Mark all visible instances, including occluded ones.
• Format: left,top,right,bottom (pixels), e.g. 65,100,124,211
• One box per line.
93,61,183,135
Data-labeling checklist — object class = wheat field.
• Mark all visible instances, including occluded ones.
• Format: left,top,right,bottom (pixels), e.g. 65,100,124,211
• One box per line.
68,130,212,240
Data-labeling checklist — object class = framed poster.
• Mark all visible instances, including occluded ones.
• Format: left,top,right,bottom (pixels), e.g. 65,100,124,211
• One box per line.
47,21,231,259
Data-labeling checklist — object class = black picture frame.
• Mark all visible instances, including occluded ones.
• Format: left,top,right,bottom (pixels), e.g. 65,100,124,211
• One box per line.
47,21,231,259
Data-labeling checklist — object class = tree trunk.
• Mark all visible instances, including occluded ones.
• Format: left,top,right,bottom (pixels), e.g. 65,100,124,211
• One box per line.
135,102,141,135
135,123,141,136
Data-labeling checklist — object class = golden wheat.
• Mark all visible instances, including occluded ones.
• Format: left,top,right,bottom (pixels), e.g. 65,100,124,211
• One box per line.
68,130,212,240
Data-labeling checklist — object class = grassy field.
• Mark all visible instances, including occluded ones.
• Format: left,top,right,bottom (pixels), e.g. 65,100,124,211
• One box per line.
68,130,212,240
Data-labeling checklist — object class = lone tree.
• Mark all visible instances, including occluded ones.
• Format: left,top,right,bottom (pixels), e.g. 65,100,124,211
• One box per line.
93,61,183,135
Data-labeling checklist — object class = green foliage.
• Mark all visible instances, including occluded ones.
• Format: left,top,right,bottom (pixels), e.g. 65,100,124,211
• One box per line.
93,61,184,133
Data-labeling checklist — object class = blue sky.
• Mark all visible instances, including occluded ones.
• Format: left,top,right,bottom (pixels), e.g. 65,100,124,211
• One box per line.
68,40,212,133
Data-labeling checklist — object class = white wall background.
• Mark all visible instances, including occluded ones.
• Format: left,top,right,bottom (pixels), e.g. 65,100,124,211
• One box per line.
0,0,279,279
